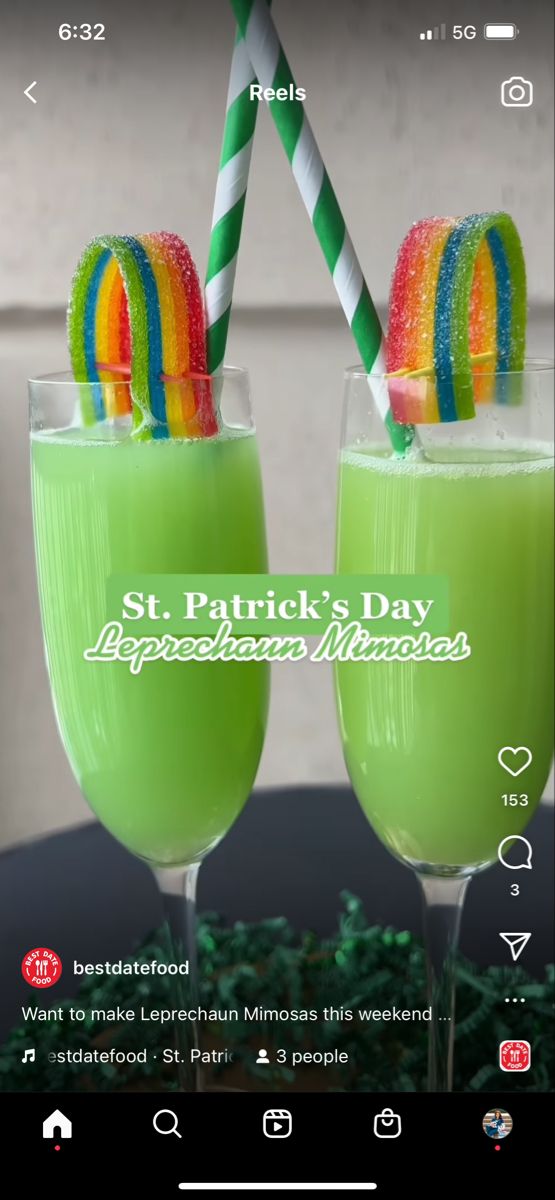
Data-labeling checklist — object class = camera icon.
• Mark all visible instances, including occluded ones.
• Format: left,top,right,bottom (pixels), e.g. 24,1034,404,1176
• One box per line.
501,76,533,108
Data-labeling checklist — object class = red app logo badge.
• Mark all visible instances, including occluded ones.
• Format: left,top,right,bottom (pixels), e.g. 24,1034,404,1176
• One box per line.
499,1039,531,1072
21,947,62,989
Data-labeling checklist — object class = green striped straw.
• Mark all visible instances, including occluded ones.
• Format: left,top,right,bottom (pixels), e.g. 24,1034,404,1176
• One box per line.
229,0,413,454
205,6,270,374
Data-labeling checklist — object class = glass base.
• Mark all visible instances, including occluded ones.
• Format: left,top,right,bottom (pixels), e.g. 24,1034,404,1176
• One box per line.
406,856,491,878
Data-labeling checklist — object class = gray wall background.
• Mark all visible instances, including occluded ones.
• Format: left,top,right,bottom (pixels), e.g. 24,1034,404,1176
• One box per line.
1,0,554,309
0,0,553,848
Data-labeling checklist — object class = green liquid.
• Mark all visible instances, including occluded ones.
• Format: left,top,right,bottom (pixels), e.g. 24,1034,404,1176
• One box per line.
32,428,269,866
336,444,554,869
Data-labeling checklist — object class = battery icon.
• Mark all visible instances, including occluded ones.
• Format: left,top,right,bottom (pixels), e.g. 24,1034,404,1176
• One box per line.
484,23,519,39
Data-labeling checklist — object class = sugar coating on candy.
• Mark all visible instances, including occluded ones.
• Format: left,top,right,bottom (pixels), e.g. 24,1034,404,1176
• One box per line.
436,212,526,420
68,234,154,429
387,217,456,374
386,212,526,423
150,232,207,374
68,232,218,438
140,232,216,437
387,217,456,422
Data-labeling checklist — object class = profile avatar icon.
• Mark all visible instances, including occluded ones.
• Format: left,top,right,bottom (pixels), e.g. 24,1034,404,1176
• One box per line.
256,1049,270,1065
483,1108,513,1140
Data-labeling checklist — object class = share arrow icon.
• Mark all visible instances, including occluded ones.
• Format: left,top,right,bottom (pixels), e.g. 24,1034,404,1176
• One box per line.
499,932,531,962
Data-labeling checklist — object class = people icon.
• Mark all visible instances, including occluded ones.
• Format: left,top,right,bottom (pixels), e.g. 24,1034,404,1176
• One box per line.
256,1049,270,1065
482,1108,513,1140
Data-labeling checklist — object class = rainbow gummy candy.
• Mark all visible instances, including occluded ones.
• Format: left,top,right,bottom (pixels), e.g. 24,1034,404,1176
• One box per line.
386,212,527,423
68,233,218,438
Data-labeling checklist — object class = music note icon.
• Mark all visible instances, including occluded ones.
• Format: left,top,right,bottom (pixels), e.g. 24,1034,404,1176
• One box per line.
21,1048,36,1063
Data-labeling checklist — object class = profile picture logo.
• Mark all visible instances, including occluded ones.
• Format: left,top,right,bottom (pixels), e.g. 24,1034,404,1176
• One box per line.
499,1039,531,1072
21,947,62,989
483,1108,513,1140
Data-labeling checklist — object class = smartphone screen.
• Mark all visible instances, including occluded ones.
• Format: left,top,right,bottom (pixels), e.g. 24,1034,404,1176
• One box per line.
1,1,553,1193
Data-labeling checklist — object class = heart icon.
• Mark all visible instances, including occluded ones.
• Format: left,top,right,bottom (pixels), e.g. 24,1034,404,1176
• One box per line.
498,746,533,777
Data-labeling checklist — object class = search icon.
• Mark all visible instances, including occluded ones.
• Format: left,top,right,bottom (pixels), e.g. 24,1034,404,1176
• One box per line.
497,835,533,870
153,1109,182,1138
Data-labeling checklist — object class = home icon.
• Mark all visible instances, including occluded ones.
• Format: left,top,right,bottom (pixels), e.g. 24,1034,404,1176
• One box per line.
43,1110,72,1139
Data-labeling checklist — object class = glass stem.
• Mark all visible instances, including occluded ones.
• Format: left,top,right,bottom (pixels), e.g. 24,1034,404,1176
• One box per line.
417,874,470,1093
152,863,200,1093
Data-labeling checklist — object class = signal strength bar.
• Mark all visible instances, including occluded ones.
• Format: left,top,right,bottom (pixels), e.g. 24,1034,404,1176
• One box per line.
420,24,446,40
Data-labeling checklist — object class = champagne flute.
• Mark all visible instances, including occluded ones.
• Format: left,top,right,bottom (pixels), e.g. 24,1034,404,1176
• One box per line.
30,367,269,1092
335,362,554,1091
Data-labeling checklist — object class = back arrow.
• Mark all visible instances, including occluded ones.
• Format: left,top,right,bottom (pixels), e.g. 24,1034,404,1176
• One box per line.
24,81,37,104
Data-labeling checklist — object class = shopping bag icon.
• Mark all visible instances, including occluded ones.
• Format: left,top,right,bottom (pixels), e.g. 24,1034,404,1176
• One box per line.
373,1108,401,1138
